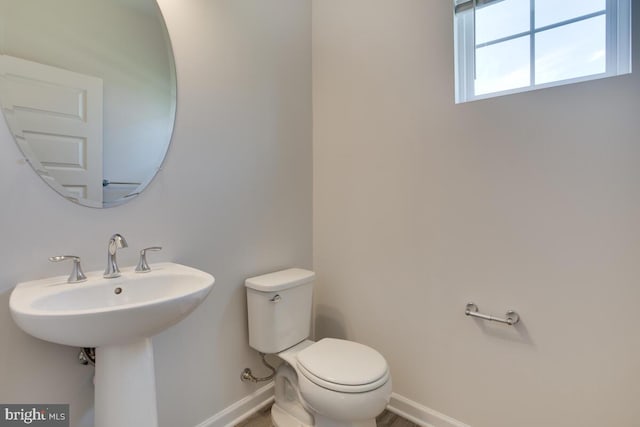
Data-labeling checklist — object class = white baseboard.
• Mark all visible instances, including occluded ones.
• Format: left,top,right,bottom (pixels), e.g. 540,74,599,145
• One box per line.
195,382,275,427
387,393,471,427
193,385,469,427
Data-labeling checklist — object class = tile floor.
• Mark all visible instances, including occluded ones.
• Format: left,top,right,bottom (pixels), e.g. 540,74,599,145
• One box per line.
236,405,419,427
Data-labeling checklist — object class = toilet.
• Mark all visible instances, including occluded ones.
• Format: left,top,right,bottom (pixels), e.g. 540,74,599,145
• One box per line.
245,268,392,427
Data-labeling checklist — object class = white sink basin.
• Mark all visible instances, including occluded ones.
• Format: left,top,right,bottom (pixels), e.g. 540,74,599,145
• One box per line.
9,261,215,427
10,262,215,347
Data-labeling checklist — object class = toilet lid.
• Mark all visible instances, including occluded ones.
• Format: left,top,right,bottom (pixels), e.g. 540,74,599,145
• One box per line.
296,338,389,393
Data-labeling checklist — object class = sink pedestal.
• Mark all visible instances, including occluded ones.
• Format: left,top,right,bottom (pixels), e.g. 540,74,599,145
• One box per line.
94,338,158,427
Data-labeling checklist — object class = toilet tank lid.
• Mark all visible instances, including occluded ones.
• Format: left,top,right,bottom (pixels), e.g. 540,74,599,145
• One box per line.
245,268,315,292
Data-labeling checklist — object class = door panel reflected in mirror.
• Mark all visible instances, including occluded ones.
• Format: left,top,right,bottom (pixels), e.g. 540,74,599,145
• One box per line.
0,0,176,208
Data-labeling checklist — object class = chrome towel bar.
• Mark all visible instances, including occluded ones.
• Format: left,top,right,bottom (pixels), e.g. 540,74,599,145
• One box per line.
465,302,520,326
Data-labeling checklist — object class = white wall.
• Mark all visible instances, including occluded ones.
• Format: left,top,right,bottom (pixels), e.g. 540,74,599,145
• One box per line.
313,1,640,427
0,1,311,426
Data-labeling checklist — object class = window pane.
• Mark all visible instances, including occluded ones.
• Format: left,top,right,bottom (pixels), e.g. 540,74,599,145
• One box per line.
535,0,605,28
476,0,530,45
535,16,606,85
475,36,530,96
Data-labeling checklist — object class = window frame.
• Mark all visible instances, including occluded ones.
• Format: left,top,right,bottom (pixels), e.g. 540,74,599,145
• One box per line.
454,0,632,103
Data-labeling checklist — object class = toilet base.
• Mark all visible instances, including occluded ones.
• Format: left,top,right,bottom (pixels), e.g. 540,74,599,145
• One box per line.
272,403,313,427
272,405,376,427
314,414,376,427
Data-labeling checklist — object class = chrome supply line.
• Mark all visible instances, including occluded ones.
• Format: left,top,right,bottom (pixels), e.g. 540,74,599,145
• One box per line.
240,353,277,383
78,347,96,366
465,302,520,326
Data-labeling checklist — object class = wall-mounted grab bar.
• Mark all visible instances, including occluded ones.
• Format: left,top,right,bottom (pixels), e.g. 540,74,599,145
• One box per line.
465,303,520,326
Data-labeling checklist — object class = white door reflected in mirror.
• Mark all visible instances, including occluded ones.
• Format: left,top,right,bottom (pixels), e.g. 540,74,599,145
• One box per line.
0,0,177,208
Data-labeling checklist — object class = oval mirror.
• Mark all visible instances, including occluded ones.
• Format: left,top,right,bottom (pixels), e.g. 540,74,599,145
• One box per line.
0,0,176,208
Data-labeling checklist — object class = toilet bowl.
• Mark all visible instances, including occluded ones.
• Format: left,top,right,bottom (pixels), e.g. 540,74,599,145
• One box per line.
245,269,392,427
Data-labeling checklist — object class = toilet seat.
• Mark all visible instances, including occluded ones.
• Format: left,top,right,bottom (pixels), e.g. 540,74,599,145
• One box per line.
296,338,389,393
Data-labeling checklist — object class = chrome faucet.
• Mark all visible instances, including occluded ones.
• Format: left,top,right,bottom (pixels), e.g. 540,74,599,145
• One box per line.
104,233,128,278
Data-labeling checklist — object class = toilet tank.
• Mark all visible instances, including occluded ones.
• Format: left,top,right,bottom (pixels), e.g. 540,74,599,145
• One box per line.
245,268,315,354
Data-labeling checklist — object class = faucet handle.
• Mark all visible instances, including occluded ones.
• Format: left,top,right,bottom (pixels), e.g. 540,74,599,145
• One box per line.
49,255,87,283
135,247,162,273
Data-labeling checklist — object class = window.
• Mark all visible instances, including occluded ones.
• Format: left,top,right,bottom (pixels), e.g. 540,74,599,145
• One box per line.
454,0,632,103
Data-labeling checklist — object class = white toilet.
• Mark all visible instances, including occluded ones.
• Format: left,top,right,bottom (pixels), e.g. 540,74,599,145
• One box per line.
245,268,392,427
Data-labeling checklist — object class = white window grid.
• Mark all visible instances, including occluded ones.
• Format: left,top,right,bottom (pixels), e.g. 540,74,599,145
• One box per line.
454,0,632,103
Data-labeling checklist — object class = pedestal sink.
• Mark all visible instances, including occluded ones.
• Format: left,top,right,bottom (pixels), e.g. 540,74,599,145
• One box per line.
9,262,215,427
